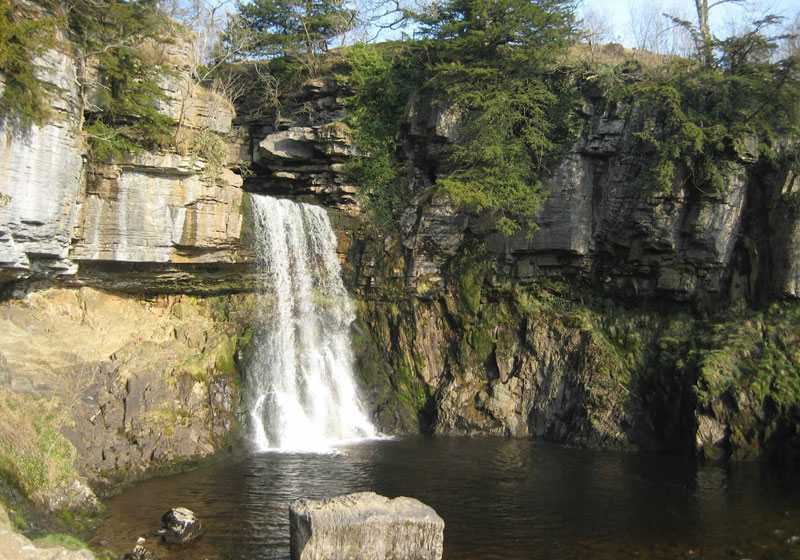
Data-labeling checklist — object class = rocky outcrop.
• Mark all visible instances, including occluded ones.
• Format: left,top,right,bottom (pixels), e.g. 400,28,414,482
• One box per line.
395,93,800,304
0,29,251,295
159,507,204,544
242,80,359,210
356,283,634,446
0,288,247,493
68,152,257,293
289,492,444,560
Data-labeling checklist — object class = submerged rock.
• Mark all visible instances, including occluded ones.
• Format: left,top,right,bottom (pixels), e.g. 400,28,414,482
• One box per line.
159,507,204,544
124,537,156,560
289,491,444,560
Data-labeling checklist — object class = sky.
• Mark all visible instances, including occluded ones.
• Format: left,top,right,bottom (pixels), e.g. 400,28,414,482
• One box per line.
578,0,800,48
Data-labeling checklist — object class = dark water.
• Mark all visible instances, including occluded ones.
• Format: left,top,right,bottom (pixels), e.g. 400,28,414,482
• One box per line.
92,437,800,559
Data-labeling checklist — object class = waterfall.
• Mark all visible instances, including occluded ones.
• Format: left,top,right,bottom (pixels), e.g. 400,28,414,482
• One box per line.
246,194,378,452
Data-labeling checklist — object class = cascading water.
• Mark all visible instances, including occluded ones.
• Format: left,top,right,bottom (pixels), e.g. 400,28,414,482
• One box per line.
246,194,378,452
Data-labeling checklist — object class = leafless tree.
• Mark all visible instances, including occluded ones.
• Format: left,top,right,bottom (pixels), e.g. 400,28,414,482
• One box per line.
780,11,800,58
580,6,615,56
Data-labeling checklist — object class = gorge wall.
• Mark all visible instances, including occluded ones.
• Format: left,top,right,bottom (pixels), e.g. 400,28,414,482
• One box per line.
1,26,800,513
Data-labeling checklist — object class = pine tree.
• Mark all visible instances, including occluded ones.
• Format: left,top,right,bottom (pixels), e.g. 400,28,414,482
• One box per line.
0,0,55,126
228,0,353,64
418,0,580,234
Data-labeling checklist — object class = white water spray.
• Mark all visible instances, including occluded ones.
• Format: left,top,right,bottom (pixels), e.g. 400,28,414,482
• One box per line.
247,194,378,452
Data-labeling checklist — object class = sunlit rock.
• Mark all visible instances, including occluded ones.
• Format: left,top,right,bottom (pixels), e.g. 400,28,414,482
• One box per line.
290,492,444,560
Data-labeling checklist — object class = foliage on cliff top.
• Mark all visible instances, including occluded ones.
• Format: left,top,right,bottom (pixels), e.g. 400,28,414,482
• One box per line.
341,0,583,234
0,0,55,126
1,0,180,153
596,27,800,193
225,0,353,76
417,0,582,235
73,0,179,160
343,42,422,226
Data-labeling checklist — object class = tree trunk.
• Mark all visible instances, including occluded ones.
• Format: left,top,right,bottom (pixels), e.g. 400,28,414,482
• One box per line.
694,0,714,66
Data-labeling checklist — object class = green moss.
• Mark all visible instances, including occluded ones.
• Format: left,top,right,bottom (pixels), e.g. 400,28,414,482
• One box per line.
11,512,27,532
214,335,239,377
460,328,495,373
392,354,429,412
34,533,90,550
694,303,800,411
146,406,191,438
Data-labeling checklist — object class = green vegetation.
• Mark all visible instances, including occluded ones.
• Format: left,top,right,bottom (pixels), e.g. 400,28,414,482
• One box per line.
418,0,582,234
600,31,800,193
340,0,583,234
0,393,78,505
695,302,800,410
73,0,177,160
343,42,422,226
225,0,353,74
34,533,90,550
0,0,55,126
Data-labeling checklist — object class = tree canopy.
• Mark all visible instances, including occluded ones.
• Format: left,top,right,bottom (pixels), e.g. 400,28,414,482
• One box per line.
416,0,581,233
225,0,354,67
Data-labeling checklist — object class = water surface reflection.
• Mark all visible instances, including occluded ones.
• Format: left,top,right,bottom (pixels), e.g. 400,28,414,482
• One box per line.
93,437,800,559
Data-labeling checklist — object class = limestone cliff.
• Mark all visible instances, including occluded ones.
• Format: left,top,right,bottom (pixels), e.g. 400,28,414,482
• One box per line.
0,29,255,510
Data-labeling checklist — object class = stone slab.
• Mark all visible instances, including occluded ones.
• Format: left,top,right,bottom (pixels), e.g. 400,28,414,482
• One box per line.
290,492,444,560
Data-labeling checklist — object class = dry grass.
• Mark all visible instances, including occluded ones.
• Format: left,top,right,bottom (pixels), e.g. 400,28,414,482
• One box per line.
0,392,78,504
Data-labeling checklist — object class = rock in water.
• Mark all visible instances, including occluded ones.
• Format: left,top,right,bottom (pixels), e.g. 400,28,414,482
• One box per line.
159,507,204,544
125,537,156,560
289,492,444,560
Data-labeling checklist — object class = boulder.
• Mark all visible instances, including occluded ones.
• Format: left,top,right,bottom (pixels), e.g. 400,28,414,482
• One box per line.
289,492,444,560
159,507,204,544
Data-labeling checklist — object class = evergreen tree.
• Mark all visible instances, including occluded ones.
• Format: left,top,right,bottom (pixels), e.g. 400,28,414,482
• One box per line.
68,0,178,158
0,0,55,126
417,0,580,234
227,0,353,62
419,0,577,67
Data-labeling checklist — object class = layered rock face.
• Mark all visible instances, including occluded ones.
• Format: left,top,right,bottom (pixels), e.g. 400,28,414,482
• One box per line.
0,36,254,296
240,80,359,211
395,95,800,303
338,90,800,458
0,47,84,286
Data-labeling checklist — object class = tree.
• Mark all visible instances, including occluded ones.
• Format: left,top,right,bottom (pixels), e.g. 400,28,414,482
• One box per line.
419,0,577,66
580,6,614,57
227,0,354,69
416,0,581,233
0,0,55,126
66,0,178,158
667,0,746,66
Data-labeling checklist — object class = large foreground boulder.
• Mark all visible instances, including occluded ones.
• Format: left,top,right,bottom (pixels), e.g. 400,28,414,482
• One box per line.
289,492,444,560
